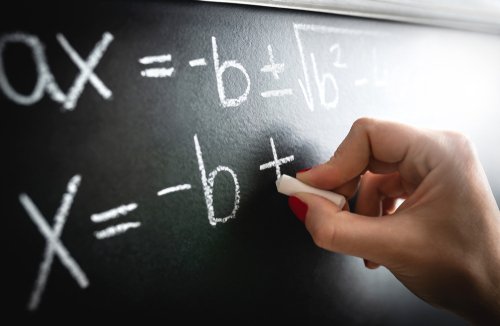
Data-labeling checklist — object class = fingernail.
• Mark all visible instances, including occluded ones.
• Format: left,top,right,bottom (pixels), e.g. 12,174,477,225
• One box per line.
297,167,312,174
288,196,308,223
363,259,380,270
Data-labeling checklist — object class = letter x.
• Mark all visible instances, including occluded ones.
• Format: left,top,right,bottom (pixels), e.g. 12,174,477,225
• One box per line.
19,175,89,311
56,32,114,110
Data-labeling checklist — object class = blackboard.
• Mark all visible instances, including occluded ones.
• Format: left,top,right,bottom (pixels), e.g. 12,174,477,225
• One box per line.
3,1,500,323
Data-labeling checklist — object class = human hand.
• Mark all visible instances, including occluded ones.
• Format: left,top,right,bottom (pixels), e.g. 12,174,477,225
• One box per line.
290,118,500,323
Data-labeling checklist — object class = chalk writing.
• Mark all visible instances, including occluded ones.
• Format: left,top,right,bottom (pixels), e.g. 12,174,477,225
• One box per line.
139,54,175,78
259,137,295,180
56,32,113,110
211,36,251,108
354,48,387,87
19,175,88,311
261,44,284,79
1,25,390,111
259,44,293,98
0,32,113,110
293,23,383,110
194,134,240,226
260,89,293,98
94,222,142,240
0,33,64,105
157,184,192,196
91,202,140,240
189,58,207,67
91,203,138,223
6,23,396,311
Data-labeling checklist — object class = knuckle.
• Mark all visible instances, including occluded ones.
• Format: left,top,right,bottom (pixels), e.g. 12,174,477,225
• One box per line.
310,222,336,250
352,117,376,131
332,117,376,162
444,130,471,146
442,131,475,157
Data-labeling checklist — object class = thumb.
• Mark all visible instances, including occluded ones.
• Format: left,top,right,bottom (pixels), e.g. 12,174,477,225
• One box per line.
291,192,401,264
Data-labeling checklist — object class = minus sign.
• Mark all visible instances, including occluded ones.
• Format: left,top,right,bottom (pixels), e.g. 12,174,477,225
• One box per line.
189,58,207,67
260,89,293,98
157,184,192,196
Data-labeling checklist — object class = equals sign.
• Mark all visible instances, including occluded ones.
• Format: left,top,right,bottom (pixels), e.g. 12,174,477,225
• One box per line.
139,54,174,78
91,203,141,240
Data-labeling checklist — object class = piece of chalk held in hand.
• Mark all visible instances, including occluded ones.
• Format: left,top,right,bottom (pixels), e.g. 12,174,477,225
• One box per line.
276,174,346,208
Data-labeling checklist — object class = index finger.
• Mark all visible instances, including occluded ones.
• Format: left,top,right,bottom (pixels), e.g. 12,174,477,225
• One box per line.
297,118,431,190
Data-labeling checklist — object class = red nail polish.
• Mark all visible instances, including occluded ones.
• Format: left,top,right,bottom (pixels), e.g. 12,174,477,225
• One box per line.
297,167,312,174
288,196,308,223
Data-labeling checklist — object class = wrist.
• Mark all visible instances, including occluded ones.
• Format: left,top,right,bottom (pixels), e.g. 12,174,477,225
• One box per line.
485,240,500,322
470,220,500,324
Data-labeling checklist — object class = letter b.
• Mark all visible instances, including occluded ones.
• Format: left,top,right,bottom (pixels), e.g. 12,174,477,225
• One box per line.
211,36,250,108
194,134,240,226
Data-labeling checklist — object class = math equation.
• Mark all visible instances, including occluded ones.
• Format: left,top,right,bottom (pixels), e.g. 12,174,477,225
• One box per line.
2,23,389,311
0,24,387,112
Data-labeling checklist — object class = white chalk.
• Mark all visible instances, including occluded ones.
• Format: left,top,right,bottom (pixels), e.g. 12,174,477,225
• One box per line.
90,202,138,223
276,174,346,208
138,54,171,65
260,89,293,98
94,222,141,240
189,58,207,67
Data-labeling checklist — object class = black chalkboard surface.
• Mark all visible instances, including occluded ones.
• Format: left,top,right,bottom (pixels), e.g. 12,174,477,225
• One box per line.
3,1,500,323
